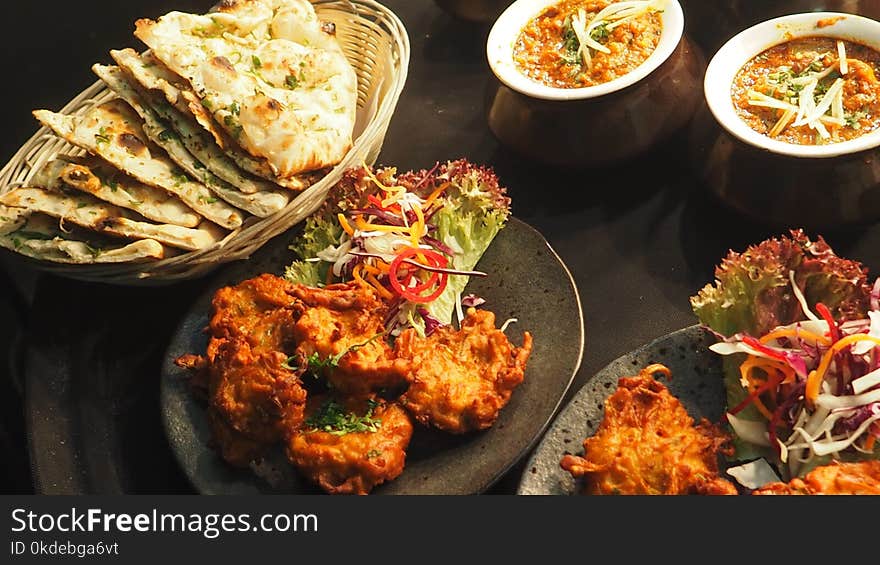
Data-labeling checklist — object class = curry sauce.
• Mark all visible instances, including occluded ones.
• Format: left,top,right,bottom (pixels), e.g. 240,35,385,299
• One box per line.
513,0,663,89
732,37,880,145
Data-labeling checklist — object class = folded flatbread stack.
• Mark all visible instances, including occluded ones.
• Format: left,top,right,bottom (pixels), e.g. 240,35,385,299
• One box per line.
2,0,357,265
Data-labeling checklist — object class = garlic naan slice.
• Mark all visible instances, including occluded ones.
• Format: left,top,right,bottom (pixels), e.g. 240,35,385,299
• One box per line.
33,100,243,229
94,64,290,217
110,48,227,149
0,205,29,236
0,211,165,264
134,0,358,178
111,48,313,192
32,156,201,227
1,187,224,251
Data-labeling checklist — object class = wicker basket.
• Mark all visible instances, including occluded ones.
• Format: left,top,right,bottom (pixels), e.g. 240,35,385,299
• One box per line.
0,0,409,284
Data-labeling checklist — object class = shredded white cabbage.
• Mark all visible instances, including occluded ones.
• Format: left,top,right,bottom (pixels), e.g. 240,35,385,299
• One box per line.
726,412,772,446
790,270,821,321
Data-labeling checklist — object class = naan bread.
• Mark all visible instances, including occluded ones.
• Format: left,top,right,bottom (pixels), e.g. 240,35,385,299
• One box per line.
134,0,358,178
31,156,201,227
33,99,243,229
111,48,313,192
0,205,29,235
110,48,227,149
0,210,165,264
94,64,290,217
1,187,224,251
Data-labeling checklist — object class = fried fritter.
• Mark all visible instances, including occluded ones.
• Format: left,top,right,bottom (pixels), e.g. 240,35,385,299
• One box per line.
753,461,880,495
287,396,413,495
561,364,737,495
175,274,306,467
395,307,532,434
206,338,307,467
288,283,409,395
208,273,300,357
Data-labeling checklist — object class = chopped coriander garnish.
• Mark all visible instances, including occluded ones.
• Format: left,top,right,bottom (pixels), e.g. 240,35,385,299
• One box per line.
304,399,381,435
284,333,385,378
285,74,299,89
560,15,580,66
251,55,262,69
589,22,609,42
94,127,111,145
11,230,53,241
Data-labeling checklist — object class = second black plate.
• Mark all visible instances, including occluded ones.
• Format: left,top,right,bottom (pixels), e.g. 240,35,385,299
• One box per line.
517,324,726,495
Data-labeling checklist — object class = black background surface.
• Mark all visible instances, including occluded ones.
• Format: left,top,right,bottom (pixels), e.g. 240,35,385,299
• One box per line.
5,0,880,496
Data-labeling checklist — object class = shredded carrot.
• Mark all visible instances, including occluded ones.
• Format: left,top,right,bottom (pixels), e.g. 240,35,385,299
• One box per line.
760,328,831,346
355,215,412,234
338,213,354,236
739,356,783,420
366,273,394,300
806,334,880,405
866,432,876,452
361,262,386,277
409,202,426,248
422,181,450,210
352,263,371,292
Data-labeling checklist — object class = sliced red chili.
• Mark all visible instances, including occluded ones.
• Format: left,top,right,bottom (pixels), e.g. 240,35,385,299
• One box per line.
389,247,450,304
815,302,841,343
742,335,788,362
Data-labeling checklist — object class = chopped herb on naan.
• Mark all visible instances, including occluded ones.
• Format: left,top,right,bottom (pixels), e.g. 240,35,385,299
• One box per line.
0,211,165,264
33,99,243,229
111,47,314,192
0,187,225,251
134,0,358,178
31,156,201,227
94,63,290,217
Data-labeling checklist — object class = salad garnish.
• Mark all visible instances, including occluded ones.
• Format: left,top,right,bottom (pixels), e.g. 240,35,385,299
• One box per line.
692,230,879,478
285,159,511,336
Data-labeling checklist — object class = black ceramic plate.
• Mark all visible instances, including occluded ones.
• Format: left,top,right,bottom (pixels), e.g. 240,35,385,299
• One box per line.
161,217,584,494
517,324,725,495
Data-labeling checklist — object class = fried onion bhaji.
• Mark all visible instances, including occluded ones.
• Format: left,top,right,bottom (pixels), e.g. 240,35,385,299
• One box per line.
560,364,737,495
287,396,413,495
753,461,880,495
288,283,410,395
175,274,307,467
395,307,533,434
207,273,300,356
206,338,307,467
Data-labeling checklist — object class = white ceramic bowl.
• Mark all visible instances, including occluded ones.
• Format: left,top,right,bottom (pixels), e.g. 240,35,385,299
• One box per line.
487,0,685,100
705,11,880,159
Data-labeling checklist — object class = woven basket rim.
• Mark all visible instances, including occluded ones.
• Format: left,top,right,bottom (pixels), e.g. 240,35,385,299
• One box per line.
0,0,411,285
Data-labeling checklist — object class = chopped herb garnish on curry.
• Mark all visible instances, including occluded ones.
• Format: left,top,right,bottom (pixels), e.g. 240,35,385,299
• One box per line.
513,0,665,89
732,36,880,144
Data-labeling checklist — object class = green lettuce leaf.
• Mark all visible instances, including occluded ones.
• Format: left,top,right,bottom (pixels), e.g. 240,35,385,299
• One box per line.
284,215,343,286
691,229,870,337
283,161,511,329
407,161,510,324
691,230,872,468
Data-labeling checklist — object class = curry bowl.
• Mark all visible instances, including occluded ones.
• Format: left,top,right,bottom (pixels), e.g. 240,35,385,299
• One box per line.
692,11,880,228
485,0,704,168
